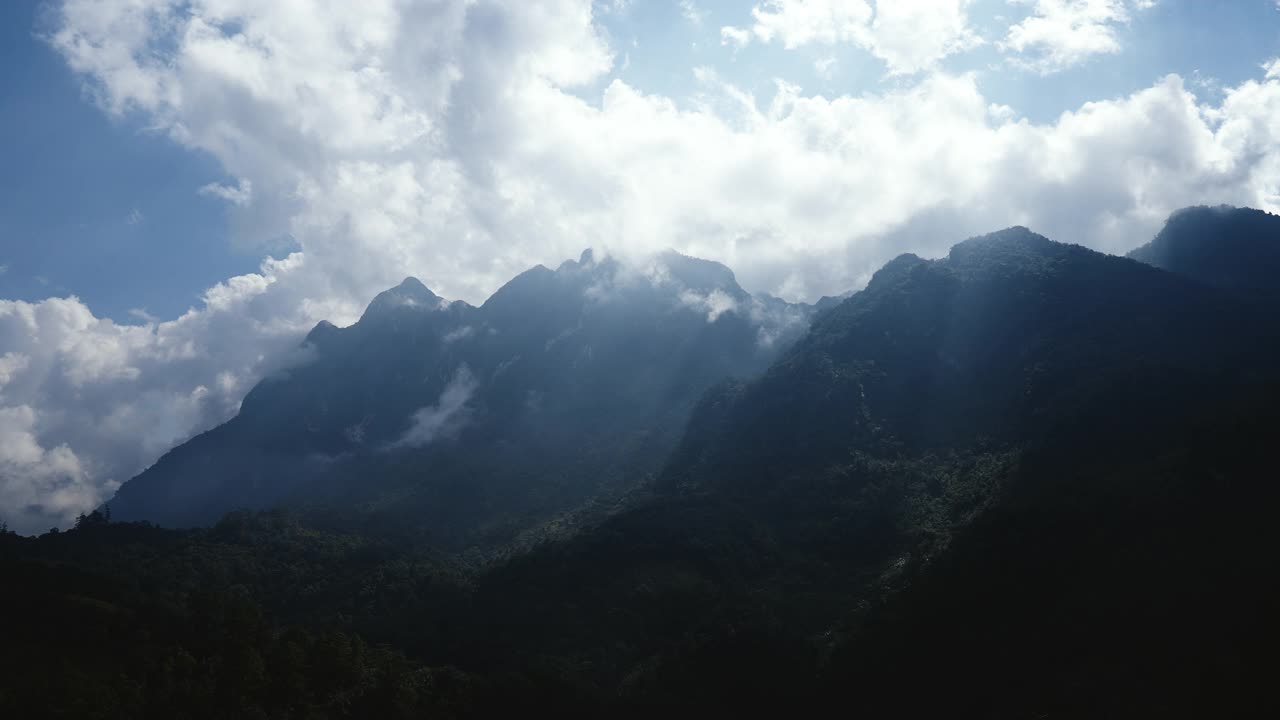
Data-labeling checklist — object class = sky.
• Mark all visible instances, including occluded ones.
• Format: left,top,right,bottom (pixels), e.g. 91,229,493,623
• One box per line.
2,0,1280,534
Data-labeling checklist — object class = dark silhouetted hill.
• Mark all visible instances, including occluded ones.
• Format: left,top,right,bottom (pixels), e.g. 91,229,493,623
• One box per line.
1129,204,1280,303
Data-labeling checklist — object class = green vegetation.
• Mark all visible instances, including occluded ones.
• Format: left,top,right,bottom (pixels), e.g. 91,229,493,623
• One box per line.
0,513,474,719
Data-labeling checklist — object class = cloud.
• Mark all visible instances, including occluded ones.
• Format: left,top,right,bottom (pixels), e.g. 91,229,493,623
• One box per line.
814,56,837,79
2,0,1278,533
199,178,253,206
0,352,30,389
721,0,982,75
443,325,475,343
128,307,159,324
724,0,874,49
749,298,811,349
679,288,739,322
0,254,336,533
1001,0,1157,75
679,1,706,27
126,208,144,225
0,404,98,533
388,365,478,449
720,26,751,49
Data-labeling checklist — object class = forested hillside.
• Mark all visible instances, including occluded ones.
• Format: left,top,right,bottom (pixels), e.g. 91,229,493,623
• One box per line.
4,208,1278,718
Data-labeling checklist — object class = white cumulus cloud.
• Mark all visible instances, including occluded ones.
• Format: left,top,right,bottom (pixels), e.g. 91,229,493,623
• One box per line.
0,254,334,533
0,404,97,532
1001,0,1157,75
721,0,982,76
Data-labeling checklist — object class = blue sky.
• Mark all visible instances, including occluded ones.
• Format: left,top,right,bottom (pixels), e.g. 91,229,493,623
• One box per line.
2,0,1280,534
0,0,266,321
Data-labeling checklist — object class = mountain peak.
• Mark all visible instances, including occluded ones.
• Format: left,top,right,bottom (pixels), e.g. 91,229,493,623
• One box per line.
395,276,433,294
860,253,929,293
944,226,1062,274
1128,205,1280,303
361,276,442,320
658,250,748,299
950,225,1051,254
304,319,340,345
556,248,606,273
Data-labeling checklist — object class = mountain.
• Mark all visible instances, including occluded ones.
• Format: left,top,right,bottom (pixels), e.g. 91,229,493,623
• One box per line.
664,225,1269,496
104,250,813,547
1128,205,1280,303
8,211,1280,717
458,224,1280,714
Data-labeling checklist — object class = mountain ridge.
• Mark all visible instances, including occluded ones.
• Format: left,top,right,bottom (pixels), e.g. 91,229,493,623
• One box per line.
453,211,1280,713
104,249,816,547
15,206,1280,716
1128,205,1280,303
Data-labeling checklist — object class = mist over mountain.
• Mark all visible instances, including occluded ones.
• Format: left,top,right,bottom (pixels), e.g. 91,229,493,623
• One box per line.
4,207,1279,717
104,249,813,547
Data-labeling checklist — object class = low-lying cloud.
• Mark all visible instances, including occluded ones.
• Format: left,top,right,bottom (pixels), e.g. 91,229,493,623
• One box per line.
387,366,478,450
679,288,740,323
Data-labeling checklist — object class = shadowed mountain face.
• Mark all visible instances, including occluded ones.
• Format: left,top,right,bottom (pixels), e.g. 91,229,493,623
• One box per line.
105,250,813,546
7,210,1280,717
460,223,1280,714
662,226,1269,497
1128,205,1280,303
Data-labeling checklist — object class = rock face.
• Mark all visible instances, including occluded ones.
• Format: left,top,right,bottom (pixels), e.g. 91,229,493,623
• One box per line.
105,250,814,546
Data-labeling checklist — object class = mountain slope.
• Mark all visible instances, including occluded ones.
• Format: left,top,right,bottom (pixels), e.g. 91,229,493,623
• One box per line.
823,384,1280,717
8,213,1280,716
459,224,1280,713
664,226,1266,497
106,250,812,546
1128,205,1280,303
